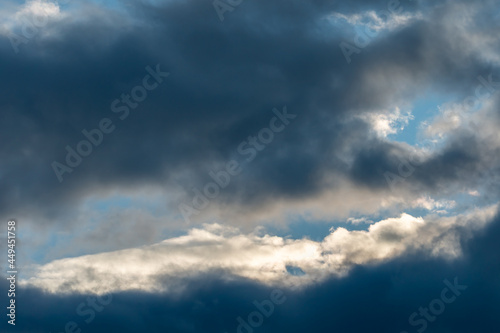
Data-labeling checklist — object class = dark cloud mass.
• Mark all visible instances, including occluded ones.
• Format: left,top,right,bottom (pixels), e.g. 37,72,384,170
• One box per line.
0,0,499,222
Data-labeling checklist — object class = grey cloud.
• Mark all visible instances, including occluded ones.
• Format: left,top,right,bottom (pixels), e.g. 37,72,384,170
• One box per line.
0,0,499,225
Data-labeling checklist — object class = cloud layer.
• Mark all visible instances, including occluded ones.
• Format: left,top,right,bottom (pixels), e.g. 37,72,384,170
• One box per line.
23,205,497,295
3,207,500,333
0,0,499,232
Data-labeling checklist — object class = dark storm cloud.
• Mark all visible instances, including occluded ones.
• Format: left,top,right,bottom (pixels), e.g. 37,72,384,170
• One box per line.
2,208,499,333
1,0,499,222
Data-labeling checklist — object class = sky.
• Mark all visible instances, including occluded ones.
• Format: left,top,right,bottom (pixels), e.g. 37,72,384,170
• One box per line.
1,0,500,332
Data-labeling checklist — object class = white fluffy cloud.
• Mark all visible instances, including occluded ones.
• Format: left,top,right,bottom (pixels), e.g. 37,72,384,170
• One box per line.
360,107,414,138
22,204,498,295
0,0,61,32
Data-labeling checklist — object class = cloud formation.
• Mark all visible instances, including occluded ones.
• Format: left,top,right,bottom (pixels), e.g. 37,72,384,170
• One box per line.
0,0,499,232
2,207,500,333
24,204,497,294
1,1,500,331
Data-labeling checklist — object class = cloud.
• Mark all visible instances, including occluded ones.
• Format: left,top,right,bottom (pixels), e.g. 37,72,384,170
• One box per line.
2,207,500,333
0,0,498,231
0,0,63,36
330,8,422,33
22,204,498,295
411,196,456,211
0,0,499,331
359,106,414,137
